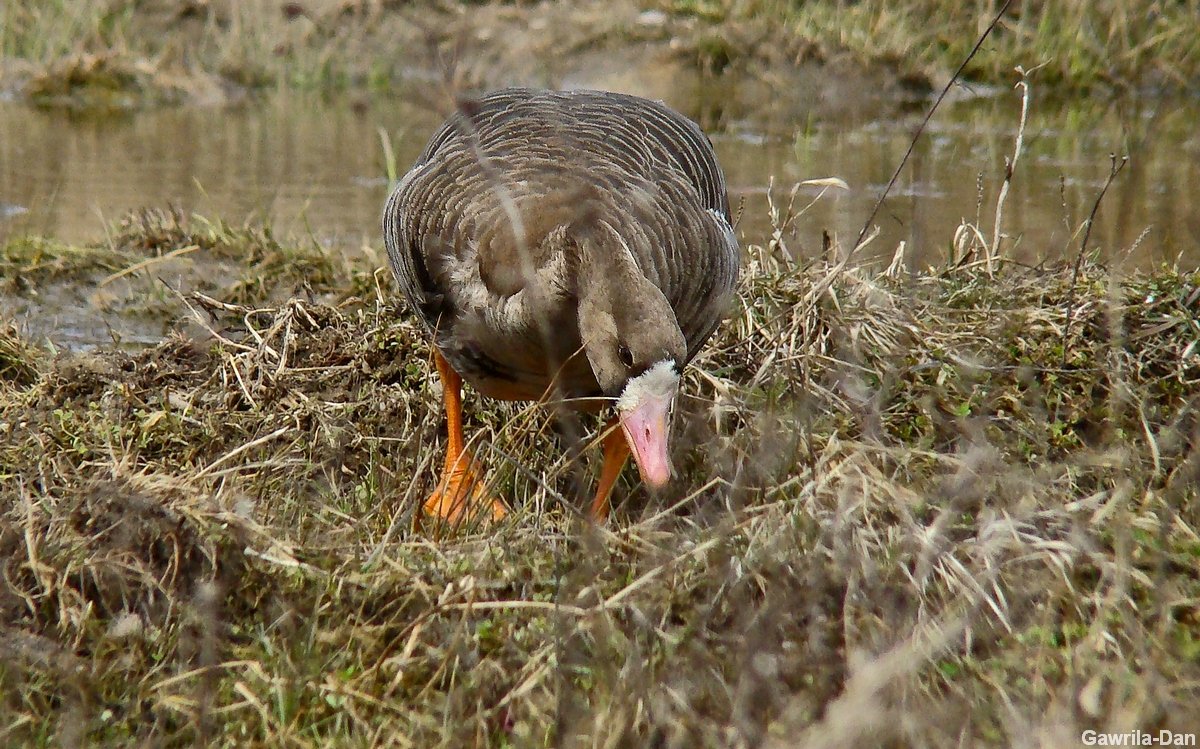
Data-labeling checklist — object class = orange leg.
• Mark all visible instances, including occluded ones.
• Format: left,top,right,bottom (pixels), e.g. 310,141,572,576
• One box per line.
590,417,630,521
423,351,506,527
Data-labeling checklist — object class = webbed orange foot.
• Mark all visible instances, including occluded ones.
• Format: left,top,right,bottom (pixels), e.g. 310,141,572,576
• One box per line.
423,452,507,527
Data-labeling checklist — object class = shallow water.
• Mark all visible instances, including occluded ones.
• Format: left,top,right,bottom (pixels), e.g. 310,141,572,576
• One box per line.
2,87,1198,347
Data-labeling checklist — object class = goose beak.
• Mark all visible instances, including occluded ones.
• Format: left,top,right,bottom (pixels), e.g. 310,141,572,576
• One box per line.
615,362,679,490
619,394,673,489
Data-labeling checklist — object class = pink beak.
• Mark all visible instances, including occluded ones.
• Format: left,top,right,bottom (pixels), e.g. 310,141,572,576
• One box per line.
619,395,673,489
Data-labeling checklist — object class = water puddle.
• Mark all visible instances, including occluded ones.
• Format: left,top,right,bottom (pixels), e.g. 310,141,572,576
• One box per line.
2,86,1198,349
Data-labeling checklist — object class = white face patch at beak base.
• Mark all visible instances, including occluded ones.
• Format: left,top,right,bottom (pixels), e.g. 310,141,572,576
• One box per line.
615,360,678,413
616,361,679,489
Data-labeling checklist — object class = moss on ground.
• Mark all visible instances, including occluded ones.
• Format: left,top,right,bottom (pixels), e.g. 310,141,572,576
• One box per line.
2,208,1199,746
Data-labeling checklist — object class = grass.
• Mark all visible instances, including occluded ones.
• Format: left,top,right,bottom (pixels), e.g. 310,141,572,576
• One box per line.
2,204,1199,746
660,0,1200,93
0,0,390,105
1,0,1196,107
1,207,381,330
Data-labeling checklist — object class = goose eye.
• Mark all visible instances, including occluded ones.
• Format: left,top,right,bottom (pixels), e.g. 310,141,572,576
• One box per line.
617,345,633,368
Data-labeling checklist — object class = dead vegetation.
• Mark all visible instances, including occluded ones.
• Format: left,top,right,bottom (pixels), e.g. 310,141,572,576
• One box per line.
2,206,1199,747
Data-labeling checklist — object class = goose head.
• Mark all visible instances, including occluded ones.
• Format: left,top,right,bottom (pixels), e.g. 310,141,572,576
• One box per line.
578,260,687,490
614,359,682,489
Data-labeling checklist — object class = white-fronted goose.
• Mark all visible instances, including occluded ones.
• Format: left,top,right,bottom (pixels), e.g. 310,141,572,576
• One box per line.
382,87,740,524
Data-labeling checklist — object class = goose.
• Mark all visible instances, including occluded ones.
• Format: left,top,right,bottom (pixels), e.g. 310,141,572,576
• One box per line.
382,87,740,524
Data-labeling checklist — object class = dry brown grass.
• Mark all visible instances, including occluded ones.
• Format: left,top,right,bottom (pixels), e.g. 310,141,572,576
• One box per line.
2,206,1199,747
